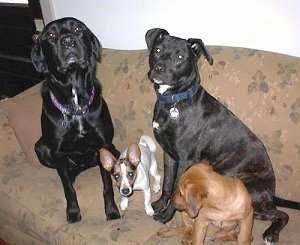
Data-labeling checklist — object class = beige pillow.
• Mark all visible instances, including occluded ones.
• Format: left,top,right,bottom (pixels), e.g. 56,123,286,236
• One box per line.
0,84,42,166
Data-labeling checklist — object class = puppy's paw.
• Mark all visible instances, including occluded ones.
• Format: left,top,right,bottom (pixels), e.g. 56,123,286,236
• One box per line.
157,227,172,238
181,237,192,245
120,198,129,211
152,183,161,193
145,205,155,216
67,207,81,223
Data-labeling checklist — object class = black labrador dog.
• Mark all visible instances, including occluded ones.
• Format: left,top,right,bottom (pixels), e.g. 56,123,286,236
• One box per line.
145,28,300,244
31,17,120,223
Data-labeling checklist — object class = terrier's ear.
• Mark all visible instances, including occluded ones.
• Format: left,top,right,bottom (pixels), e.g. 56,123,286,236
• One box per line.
145,28,169,50
187,38,213,65
99,148,117,172
127,143,141,167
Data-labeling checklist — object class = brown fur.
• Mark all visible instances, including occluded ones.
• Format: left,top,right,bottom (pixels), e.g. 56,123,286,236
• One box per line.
158,161,253,245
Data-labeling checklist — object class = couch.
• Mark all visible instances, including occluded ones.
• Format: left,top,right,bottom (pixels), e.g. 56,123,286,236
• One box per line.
0,46,299,244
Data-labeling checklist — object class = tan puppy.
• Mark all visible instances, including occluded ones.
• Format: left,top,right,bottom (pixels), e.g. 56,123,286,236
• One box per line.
158,161,253,245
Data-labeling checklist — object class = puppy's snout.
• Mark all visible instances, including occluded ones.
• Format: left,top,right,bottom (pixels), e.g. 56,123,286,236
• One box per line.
61,35,76,49
154,63,165,73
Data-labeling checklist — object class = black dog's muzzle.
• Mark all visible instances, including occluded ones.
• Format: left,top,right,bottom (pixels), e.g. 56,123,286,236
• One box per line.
61,35,76,49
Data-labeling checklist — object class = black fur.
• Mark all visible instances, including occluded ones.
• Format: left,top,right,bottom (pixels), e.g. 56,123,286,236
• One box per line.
31,17,120,223
145,28,300,243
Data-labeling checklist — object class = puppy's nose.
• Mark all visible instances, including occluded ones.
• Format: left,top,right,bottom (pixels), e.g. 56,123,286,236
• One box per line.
61,36,76,49
121,188,130,196
155,63,165,72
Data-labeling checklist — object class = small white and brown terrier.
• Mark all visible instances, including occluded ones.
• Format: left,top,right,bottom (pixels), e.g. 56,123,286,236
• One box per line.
100,135,161,216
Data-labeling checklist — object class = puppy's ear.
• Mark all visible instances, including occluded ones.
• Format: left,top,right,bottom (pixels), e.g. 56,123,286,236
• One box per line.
187,38,213,65
184,184,207,218
99,148,117,172
145,28,169,50
31,33,49,73
127,143,141,167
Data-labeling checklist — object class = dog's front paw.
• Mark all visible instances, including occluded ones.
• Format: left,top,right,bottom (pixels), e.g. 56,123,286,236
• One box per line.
152,183,161,193
145,205,155,216
153,204,176,223
181,236,192,245
151,198,167,213
157,227,172,238
105,203,121,220
120,197,128,211
67,207,82,223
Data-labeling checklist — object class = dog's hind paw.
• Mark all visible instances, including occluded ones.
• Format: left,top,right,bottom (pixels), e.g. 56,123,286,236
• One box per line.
263,233,278,245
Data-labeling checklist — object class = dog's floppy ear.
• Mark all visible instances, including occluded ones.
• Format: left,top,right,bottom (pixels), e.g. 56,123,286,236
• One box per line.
183,183,207,218
145,28,169,50
99,148,117,172
127,143,141,167
187,38,213,65
31,33,49,74
89,31,102,62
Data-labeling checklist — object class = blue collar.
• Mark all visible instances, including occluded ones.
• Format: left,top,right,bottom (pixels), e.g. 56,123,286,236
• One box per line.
156,83,199,104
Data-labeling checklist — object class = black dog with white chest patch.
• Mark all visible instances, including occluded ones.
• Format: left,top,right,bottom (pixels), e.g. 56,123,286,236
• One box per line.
31,17,120,223
145,28,300,244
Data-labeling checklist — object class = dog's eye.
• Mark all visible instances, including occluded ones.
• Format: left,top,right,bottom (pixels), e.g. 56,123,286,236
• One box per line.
47,32,57,42
114,174,120,180
72,26,82,34
178,55,183,59
155,48,161,53
128,172,134,178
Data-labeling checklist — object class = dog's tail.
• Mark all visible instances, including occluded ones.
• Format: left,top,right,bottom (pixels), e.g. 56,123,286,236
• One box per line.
139,135,157,153
273,196,300,210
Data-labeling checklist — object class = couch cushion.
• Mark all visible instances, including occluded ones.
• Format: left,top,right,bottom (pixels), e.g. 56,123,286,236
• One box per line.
0,84,42,166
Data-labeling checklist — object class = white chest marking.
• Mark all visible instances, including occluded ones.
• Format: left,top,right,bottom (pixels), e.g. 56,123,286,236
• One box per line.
152,121,159,129
158,84,171,94
72,87,84,134
72,87,79,106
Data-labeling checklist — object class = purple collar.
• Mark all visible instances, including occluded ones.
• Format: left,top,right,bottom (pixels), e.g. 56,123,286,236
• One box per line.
50,86,95,116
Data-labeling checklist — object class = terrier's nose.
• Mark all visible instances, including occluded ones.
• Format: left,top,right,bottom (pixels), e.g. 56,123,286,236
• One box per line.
121,188,130,196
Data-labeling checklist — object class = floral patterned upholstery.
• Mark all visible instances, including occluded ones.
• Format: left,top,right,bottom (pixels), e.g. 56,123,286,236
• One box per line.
0,46,299,244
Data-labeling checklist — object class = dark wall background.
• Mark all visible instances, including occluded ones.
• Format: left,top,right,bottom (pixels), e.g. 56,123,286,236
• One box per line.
0,0,43,99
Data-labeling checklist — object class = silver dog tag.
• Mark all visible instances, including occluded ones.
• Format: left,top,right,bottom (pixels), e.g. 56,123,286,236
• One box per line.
169,106,179,120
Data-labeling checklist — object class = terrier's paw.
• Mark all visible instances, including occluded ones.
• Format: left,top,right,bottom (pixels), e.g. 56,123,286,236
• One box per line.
153,183,161,193
120,198,128,211
145,205,155,216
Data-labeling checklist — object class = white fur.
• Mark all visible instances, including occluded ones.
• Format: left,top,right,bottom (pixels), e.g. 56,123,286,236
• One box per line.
158,84,171,94
152,121,159,129
119,135,161,216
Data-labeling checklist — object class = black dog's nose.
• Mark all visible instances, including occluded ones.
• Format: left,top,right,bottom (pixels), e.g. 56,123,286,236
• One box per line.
61,36,76,49
121,188,130,196
155,63,165,72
